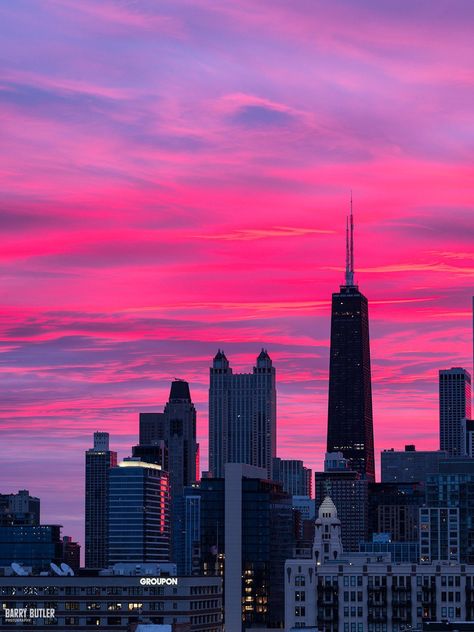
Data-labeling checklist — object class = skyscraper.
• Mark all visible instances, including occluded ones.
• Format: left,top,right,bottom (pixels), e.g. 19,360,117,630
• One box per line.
439,367,472,456
108,458,170,564
326,205,375,481
85,431,117,568
193,464,293,630
209,349,276,478
138,380,199,563
163,379,199,494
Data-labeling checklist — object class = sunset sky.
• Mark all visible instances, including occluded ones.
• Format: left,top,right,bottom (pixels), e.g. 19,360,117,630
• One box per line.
1,0,473,546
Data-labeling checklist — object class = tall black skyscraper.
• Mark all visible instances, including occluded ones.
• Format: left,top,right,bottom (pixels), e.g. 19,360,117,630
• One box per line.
326,205,375,481
138,380,199,563
85,432,117,568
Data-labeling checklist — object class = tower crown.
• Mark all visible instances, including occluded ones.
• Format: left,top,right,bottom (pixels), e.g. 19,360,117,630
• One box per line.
256,348,272,369
169,379,191,402
212,349,229,370
313,495,343,563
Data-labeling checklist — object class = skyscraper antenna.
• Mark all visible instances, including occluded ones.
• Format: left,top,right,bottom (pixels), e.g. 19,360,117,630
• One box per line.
350,191,354,280
345,193,354,286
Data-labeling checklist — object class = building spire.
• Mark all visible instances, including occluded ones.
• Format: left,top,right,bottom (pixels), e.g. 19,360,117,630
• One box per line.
345,193,355,286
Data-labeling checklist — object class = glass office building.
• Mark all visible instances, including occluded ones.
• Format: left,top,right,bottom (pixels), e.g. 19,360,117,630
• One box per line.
108,459,170,564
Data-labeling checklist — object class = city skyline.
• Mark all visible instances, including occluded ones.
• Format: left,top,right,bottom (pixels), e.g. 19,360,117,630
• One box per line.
1,0,474,550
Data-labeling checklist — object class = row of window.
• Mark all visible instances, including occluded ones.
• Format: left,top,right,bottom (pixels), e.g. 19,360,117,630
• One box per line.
296,574,464,588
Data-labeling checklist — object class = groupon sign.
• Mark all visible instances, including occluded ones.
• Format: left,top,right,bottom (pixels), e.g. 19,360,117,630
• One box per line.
139,577,179,586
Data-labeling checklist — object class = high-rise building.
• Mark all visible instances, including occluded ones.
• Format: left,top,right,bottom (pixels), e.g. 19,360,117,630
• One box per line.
108,458,170,564
272,457,312,496
425,458,474,563
314,452,368,551
439,367,472,456
163,379,199,495
209,349,276,479
85,432,117,569
381,444,448,484
138,380,199,564
326,207,375,481
190,465,294,630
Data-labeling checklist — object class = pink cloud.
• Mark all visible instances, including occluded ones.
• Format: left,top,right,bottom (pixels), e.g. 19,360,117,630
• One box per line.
0,0,473,548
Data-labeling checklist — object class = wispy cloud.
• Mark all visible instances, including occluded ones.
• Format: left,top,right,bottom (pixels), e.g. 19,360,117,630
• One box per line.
0,0,473,546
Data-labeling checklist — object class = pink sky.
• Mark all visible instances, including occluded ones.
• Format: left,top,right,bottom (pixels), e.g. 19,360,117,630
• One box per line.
1,0,473,547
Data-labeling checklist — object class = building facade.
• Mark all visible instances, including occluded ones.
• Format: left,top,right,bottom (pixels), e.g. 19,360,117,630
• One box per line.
184,465,294,630
424,458,474,563
315,454,368,551
208,349,276,479
461,418,474,457
108,459,170,564
381,445,448,484
439,368,472,457
368,482,425,543
85,432,117,568
0,567,222,631
0,524,63,571
0,490,40,526
420,507,460,563
272,458,312,497
285,497,474,632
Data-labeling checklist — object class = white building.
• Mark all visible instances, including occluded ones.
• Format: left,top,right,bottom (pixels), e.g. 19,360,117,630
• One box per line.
285,496,474,632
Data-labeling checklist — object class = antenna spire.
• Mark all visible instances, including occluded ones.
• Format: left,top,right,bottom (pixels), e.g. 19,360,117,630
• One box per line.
345,193,355,286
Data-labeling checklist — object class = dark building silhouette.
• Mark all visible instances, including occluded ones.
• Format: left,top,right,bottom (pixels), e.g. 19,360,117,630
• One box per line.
85,432,117,568
368,481,425,542
381,444,448,484
326,207,375,481
62,535,80,571
132,440,167,468
138,380,199,564
0,525,63,571
139,411,165,445
209,349,276,478
0,489,40,526
188,466,293,630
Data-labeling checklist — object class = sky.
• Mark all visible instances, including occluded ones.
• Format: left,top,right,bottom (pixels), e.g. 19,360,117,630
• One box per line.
0,0,473,547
